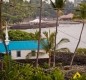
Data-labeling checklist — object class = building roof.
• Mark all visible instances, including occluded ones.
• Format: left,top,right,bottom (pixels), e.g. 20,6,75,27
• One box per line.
29,18,45,23
59,13,74,20
0,41,42,53
0,42,6,53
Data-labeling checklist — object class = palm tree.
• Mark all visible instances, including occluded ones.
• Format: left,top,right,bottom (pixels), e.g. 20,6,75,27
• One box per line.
41,31,70,67
41,31,55,67
70,3,86,67
36,0,42,67
50,0,66,67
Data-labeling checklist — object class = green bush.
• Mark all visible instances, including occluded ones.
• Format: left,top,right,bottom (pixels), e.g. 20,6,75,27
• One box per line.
76,48,86,55
51,68,64,80
8,30,40,41
0,55,65,80
43,62,49,69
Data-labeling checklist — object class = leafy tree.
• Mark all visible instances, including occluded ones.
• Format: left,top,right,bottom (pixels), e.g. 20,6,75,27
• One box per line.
41,1,56,18
63,1,74,14
50,0,66,67
30,0,56,18
70,2,86,67
8,30,40,41
2,0,35,24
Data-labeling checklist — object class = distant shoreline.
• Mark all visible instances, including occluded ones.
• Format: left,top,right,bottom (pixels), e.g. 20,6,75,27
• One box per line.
10,21,83,29
59,21,81,24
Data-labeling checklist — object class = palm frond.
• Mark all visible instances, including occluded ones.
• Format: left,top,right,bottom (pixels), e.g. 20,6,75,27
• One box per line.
41,40,49,53
56,48,70,52
49,32,55,44
57,38,70,47
43,31,48,40
50,0,56,9
55,0,66,9
41,31,55,53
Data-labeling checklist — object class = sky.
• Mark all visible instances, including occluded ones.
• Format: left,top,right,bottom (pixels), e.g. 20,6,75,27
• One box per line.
69,0,74,2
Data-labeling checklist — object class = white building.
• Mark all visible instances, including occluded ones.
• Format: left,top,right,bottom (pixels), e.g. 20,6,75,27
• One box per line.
0,26,49,60
0,41,49,60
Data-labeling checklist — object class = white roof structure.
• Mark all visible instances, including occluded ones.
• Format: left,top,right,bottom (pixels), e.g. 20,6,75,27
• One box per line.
59,13,74,20
29,18,45,23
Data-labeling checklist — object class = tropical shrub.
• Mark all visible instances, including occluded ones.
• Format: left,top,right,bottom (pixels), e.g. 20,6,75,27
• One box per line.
0,55,65,80
76,48,86,55
43,62,49,69
51,68,64,80
8,30,40,40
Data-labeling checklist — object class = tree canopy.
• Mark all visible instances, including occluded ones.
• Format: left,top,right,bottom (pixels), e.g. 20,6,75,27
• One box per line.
2,0,35,24
8,30,39,41
74,2,86,19
2,0,75,24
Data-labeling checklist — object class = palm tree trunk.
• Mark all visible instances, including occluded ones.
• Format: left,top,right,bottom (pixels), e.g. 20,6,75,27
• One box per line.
29,0,31,3
70,20,85,67
0,0,8,55
2,39,8,54
49,53,51,68
36,0,42,67
53,10,59,67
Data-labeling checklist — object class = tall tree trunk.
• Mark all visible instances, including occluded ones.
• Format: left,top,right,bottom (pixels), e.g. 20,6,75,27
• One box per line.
36,0,42,67
70,20,85,67
53,10,59,67
0,0,2,32
29,0,31,3
2,39,8,54
0,0,9,71
48,53,51,68
0,0,8,55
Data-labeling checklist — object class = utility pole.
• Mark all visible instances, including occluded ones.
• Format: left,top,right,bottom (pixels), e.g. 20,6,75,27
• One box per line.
36,0,42,67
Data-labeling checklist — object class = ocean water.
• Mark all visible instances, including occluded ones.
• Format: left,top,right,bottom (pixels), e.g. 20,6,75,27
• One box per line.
22,23,86,52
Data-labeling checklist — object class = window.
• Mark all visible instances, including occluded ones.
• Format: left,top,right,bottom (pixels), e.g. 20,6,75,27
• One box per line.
9,51,11,56
17,51,21,57
31,50,36,56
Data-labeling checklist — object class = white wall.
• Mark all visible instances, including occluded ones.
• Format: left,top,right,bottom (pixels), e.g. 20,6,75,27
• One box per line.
11,50,49,60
